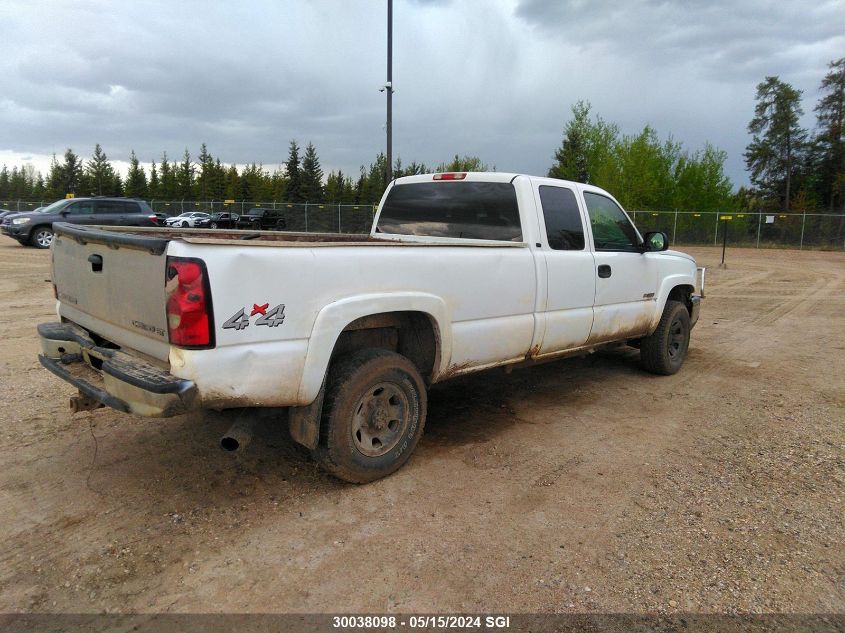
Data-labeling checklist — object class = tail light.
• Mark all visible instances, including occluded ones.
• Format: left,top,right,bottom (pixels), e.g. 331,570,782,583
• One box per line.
148,214,159,224
165,257,214,348
433,172,467,180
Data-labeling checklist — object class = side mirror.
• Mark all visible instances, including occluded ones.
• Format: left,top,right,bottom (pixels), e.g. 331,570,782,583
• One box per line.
643,231,668,252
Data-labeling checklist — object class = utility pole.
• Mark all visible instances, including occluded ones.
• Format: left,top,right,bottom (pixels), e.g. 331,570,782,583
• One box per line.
385,0,393,185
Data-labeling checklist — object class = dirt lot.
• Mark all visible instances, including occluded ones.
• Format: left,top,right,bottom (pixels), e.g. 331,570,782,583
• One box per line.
0,241,843,615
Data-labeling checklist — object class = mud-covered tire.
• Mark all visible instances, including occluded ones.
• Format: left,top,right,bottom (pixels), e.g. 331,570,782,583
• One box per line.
640,300,690,375
313,349,427,483
31,226,54,249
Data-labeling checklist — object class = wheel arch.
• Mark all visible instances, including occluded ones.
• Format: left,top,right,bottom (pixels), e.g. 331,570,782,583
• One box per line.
648,274,696,333
295,293,450,405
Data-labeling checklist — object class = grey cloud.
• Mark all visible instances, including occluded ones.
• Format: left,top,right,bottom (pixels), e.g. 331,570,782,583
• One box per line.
514,0,844,82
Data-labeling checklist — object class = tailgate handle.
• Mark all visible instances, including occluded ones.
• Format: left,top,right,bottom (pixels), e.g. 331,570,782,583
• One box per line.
87,253,103,273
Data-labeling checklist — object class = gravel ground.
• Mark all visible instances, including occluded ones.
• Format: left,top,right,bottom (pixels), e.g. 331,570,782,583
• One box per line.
0,241,843,615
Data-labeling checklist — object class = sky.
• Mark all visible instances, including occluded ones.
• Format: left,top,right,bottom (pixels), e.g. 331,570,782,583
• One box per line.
0,0,843,190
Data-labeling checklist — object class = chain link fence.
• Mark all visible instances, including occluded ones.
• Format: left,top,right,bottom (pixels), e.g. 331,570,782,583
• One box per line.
2,199,844,249
629,210,845,251
0,199,379,235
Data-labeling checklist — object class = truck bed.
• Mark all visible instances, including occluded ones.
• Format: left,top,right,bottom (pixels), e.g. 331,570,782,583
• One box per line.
73,224,524,249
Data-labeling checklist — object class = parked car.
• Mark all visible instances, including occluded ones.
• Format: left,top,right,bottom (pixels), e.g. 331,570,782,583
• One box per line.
164,212,210,228
235,207,286,230
38,172,704,482
197,212,239,229
1,197,158,249
0,209,15,221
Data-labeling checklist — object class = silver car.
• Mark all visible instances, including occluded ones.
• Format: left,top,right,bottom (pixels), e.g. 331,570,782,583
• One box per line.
164,212,210,228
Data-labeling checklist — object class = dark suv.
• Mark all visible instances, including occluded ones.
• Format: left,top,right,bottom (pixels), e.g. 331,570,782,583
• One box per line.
1,197,158,248
235,207,287,231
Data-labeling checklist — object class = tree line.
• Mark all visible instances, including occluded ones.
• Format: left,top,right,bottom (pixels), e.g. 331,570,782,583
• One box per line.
0,141,488,206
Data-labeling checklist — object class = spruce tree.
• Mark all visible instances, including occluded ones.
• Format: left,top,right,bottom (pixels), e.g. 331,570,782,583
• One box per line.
176,149,195,199
83,144,118,196
59,149,83,196
148,161,159,199
197,143,213,200
124,150,148,198
0,166,9,200
745,76,807,211
549,101,592,183
285,140,302,202
814,58,845,211
300,142,324,202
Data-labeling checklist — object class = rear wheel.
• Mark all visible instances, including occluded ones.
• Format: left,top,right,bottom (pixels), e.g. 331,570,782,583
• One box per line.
640,300,690,375
313,349,427,483
31,226,54,249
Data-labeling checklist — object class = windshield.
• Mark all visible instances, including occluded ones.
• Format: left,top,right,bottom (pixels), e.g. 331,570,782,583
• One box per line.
37,199,73,214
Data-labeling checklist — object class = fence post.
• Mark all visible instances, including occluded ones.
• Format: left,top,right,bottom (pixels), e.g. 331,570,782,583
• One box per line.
338,204,342,233
800,211,806,250
756,212,762,248
672,209,678,246
714,212,720,246
305,203,309,232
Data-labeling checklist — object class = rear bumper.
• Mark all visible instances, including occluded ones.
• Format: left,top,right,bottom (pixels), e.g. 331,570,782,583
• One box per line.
38,322,198,417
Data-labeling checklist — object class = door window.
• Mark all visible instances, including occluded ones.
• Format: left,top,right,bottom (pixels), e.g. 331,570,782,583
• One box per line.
583,192,641,252
67,201,94,214
95,200,123,215
539,186,585,250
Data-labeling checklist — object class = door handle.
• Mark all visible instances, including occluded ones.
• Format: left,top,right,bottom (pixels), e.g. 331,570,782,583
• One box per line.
597,264,612,278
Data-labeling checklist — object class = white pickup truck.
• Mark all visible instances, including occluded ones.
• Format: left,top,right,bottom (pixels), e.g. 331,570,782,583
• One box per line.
38,172,704,482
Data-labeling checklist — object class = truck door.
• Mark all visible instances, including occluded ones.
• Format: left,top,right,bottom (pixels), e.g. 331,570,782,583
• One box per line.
535,183,595,354
582,191,658,343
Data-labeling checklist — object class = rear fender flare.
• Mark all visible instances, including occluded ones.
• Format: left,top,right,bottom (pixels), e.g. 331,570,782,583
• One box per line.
296,292,451,404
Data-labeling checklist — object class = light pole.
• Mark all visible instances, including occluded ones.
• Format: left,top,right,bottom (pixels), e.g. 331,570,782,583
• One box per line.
385,0,393,184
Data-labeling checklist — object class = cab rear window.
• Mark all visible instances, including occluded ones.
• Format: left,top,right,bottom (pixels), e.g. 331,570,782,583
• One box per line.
377,182,522,241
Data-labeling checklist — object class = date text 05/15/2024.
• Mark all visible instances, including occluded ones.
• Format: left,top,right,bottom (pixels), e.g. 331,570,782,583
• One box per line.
332,615,511,629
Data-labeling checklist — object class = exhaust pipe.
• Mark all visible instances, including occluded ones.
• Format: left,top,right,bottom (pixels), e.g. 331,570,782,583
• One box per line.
221,417,255,452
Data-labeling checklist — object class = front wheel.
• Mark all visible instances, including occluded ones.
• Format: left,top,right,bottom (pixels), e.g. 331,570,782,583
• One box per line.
31,226,54,249
210,222,218,229
313,349,427,483
640,299,690,375
181,221,189,228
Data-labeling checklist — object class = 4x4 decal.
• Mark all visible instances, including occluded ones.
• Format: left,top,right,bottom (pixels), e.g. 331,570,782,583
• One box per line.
223,303,286,331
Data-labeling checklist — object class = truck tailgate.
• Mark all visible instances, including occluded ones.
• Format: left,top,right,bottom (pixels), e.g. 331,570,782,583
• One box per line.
52,223,171,362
